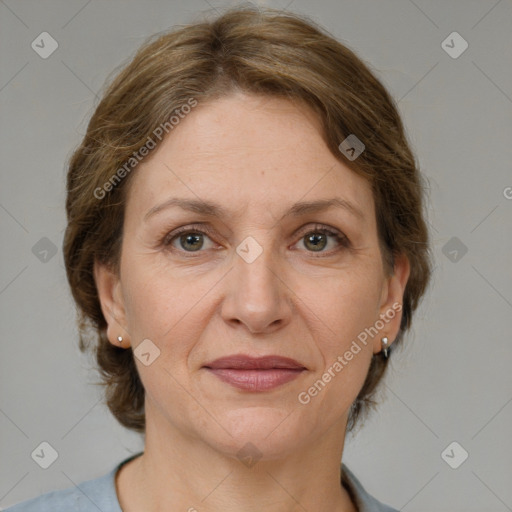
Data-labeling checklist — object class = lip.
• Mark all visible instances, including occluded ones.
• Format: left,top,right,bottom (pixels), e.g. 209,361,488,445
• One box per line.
203,355,307,392
203,354,306,370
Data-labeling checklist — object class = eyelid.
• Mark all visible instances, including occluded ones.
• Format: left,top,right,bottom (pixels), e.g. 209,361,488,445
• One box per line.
161,225,219,257
292,223,350,253
162,223,218,246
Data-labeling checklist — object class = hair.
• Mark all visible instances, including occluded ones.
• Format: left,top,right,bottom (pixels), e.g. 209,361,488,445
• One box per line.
63,4,432,434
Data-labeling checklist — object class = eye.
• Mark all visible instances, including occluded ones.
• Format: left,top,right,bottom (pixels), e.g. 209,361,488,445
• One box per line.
294,224,349,255
163,225,217,253
161,223,349,256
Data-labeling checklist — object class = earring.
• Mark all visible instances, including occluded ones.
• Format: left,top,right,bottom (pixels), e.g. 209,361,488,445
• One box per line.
117,336,123,344
381,337,390,359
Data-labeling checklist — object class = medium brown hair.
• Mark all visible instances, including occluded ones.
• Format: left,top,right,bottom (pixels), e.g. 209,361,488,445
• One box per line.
63,5,432,434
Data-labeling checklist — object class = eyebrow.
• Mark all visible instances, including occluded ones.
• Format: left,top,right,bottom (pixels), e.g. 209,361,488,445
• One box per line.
143,197,365,222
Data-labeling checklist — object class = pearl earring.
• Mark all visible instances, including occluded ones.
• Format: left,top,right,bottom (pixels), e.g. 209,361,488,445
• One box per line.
117,336,123,344
381,337,390,358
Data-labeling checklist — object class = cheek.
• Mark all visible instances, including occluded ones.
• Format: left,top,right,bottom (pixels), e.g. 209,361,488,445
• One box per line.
311,270,382,408
120,258,222,385
120,264,205,401
121,255,206,338
300,278,377,414
305,266,382,351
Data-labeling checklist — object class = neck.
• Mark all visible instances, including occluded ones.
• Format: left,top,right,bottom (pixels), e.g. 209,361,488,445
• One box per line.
116,407,357,512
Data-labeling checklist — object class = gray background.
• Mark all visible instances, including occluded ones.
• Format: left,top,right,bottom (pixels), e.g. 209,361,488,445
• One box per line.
1,0,511,510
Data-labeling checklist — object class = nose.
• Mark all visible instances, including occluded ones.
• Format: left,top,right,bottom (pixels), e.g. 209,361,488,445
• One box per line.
220,237,292,335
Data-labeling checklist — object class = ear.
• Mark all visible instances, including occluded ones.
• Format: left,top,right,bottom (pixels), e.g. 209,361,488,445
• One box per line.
373,252,411,354
94,260,130,347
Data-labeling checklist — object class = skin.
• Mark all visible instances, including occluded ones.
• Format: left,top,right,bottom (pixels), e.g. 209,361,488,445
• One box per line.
95,91,410,512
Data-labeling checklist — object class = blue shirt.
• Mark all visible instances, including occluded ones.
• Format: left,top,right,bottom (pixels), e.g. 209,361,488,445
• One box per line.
4,453,398,511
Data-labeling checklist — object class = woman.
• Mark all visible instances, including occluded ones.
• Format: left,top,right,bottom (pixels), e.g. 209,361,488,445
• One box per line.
6,5,431,512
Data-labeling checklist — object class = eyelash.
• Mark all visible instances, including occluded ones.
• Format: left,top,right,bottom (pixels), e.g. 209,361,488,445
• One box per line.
161,223,350,257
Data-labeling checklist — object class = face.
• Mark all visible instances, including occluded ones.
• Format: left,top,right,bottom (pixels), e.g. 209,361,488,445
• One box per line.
96,92,409,460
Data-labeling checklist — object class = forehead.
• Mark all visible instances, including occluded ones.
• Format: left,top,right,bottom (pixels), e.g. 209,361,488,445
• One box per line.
126,92,374,221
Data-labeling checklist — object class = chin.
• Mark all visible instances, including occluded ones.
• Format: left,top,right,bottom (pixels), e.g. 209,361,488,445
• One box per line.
200,406,310,461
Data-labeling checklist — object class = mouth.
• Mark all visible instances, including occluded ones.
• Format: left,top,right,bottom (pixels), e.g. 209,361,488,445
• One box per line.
203,355,307,392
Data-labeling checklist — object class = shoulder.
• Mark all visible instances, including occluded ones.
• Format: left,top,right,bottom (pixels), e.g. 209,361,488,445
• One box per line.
3,465,121,512
341,464,399,512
